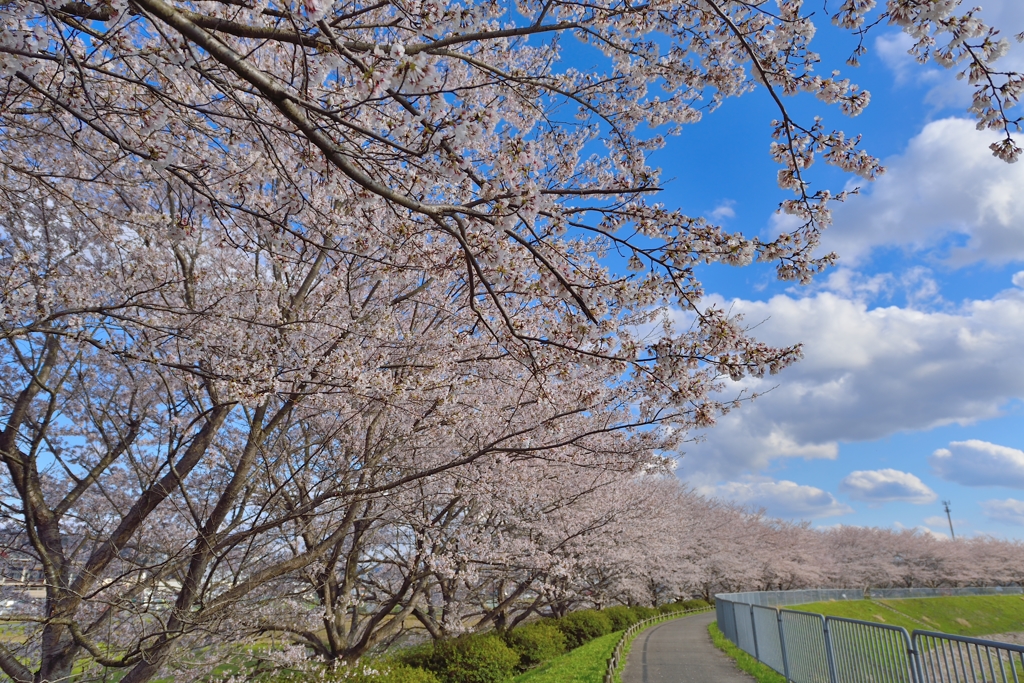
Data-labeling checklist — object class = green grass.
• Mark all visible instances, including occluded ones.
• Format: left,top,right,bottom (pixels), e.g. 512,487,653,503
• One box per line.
512,631,623,683
0,624,29,644
707,623,787,683
794,595,1024,636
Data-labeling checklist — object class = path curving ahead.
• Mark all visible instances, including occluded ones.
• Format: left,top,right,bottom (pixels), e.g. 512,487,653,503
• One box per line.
620,611,755,683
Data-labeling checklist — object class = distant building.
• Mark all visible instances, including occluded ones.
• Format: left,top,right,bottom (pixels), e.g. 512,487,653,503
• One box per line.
0,529,45,613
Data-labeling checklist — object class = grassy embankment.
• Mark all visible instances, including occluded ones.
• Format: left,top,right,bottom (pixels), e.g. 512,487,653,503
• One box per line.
795,594,1024,636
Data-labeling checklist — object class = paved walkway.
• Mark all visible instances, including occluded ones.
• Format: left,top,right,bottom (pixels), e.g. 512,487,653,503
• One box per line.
621,611,754,683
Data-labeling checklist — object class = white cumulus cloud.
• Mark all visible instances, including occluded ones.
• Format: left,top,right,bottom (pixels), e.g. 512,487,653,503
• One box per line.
981,499,1024,527
674,285,1024,485
815,118,1024,266
710,200,736,221
839,469,937,504
930,440,1024,488
675,282,1024,485
710,480,853,519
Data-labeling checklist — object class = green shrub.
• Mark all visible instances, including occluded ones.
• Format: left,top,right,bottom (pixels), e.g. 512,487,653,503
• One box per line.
378,664,442,683
393,642,435,671
554,609,613,649
330,663,441,683
657,603,681,614
411,634,519,683
601,605,639,631
680,598,711,611
503,620,566,670
630,605,658,620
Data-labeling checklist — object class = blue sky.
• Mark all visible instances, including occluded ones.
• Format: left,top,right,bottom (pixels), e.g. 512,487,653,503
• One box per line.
637,1,1024,538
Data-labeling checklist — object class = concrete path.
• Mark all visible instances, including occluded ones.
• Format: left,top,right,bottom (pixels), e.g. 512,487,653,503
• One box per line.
621,611,755,683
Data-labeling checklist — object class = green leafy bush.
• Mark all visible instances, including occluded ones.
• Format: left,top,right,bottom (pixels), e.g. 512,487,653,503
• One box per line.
406,634,519,683
328,663,441,682
393,643,435,671
680,599,711,611
378,664,442,683
630,605,658,620
503,620,567,670
601,606,639,631
658,603,681,614
554,609,613,649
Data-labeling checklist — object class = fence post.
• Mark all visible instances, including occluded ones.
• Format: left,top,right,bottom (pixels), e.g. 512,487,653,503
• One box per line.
907,631,922,683
749,603,760,662
777,609,790,682
822,616,839,683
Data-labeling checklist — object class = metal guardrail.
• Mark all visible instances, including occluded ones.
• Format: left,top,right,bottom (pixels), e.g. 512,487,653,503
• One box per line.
716,588,1024,683
869,587,1024,600
719,589,865,608
716,587,1023,611
603,606,713,683
915,631,1024,683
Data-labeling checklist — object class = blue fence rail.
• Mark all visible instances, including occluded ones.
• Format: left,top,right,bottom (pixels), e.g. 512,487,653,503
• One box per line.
715,588,1024,683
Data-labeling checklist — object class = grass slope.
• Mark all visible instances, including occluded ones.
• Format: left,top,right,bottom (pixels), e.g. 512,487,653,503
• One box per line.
512,631,623,683
707,623,787,683
795,595,1024,636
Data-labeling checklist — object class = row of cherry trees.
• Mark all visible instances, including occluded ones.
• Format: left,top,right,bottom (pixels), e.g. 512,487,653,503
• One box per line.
683,510,1024,599
217,476,1024,675
241,473,1024,668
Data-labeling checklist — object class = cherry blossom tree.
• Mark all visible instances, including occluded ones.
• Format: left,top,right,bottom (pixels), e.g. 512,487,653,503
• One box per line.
0,195,450,682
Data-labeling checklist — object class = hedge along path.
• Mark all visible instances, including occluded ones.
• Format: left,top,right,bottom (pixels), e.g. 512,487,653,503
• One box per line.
605,606,714,683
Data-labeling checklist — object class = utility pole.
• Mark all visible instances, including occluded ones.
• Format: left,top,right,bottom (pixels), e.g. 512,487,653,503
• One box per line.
943,500,956,540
